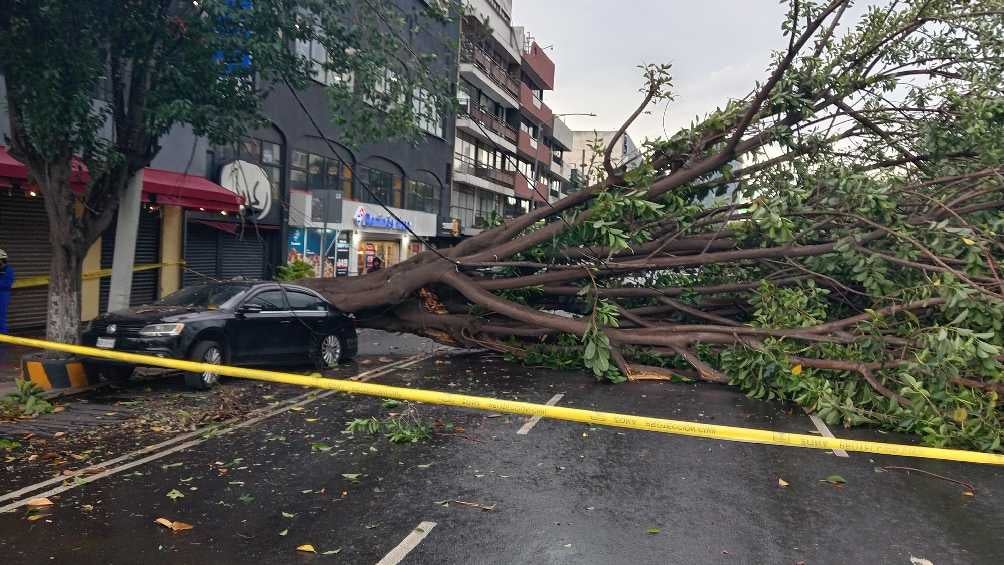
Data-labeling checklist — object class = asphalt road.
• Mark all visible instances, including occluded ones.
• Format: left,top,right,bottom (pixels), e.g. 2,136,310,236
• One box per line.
1,351,1002,564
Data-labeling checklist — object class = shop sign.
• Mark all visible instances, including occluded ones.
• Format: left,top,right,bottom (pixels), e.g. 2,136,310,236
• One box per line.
220,160,272,221
353,206,410,231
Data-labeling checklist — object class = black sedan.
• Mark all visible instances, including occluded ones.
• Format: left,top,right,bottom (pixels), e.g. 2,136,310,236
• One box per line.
81,281,357,389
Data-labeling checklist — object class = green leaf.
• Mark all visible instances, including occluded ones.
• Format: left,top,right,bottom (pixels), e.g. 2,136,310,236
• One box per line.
646,527,661,535
821,475,847,485
166,489,185,501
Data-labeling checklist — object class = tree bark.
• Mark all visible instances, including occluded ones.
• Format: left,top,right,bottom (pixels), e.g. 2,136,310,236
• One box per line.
46,243,83,345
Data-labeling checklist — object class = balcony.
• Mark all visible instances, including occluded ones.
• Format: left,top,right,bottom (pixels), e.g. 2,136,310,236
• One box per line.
460,41,520,106
519,83,552,125
513,174,548,204
521,41,555,90
517,130,551,164
550,115,573,151
457,101,518,153
453,155,515,195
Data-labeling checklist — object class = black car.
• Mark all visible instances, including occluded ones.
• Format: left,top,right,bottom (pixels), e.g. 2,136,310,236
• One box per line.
81,281,357,389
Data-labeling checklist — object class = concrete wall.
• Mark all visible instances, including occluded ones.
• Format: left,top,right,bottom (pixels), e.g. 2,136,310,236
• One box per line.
566,130,642,185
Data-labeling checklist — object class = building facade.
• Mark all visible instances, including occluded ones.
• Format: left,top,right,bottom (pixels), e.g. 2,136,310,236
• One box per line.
565,130,643,190
448,0,574,236
0,0,459,334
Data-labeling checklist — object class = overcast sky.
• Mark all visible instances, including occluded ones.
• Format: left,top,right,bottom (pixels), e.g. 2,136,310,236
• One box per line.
510,1,822,143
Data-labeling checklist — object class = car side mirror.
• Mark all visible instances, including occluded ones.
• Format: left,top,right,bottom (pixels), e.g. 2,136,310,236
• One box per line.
238,303,263,316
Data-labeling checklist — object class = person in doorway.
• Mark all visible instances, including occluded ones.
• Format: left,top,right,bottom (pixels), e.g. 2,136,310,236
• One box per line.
0,249,14,334
370,256,383,273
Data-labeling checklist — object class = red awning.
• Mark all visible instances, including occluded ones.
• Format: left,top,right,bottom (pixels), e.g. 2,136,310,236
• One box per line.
0,146,243,212
142,168,244,212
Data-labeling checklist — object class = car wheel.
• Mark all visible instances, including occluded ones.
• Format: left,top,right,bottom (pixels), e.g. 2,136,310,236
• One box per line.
313,334,344,370
84,362,134,382
184,341,224,390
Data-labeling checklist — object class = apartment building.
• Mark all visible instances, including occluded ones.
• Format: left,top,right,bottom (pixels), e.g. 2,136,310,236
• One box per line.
449,0,574,235
565,130,643,190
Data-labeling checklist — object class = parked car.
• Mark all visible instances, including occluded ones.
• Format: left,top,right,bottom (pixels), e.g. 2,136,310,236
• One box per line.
81,281,357,389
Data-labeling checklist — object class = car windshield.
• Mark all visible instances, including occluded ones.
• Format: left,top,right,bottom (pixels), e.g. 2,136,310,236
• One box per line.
155,284,249,309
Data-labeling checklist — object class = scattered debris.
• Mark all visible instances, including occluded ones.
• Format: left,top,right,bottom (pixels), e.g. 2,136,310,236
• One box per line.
166,489,185,501
778,478,790,487
881,466,976,495
154,517,193,532
296,544,316,553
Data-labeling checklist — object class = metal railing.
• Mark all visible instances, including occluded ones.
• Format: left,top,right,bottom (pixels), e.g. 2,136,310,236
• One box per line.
453,155,515,189
460,41,520,99
458,101,518,144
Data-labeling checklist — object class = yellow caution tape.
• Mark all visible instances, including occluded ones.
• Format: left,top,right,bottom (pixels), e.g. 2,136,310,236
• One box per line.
12,262,184,289
2,333,1002,466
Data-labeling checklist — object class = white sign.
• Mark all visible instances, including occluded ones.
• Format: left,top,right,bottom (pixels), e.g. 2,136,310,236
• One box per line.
343,200,437,237
220,160,272,221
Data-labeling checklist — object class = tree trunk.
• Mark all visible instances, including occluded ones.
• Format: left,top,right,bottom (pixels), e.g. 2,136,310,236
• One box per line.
46,240,83,345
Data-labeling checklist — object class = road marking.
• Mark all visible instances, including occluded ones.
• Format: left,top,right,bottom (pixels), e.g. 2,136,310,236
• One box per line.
808,414,849,457
0,352,434,512
375,521,437,565
517,393,564,435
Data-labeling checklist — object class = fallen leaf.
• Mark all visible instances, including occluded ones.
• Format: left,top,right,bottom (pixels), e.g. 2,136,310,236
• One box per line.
311,442,332,452
778,478,789,487
321,548,342,555
646,528,661,535
166,489,185,501
962,491,975,497
910,557,934,565
26,498,54,507
791,364,803,376
305,418,319,423
296,544,316,553
962,237,976,246
821,475,847,485
341,473,361,481
26,514,46,522
53,432,66,438
290,407,305,412
155,517,193,532
239,494,254,504
279,528,289,537
162,462,183,470
282,511,295,518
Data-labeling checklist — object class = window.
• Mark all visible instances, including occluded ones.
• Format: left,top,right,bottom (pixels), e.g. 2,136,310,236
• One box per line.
451,186,477,229
412,88,443,137
367,67,404,109
248,290,288,312
362,167,403,208
289,149,352,221
287,291,327,311
212,135,282,207
406,180,440,214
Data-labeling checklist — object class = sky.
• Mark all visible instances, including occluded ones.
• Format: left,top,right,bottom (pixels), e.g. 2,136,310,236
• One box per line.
510,1,813,144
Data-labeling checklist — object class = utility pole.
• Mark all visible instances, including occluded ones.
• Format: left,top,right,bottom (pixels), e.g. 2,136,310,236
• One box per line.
107,170,144,312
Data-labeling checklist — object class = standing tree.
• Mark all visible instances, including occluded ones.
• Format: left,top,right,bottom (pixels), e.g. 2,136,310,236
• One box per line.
0,0,459,343
302,0,1004,451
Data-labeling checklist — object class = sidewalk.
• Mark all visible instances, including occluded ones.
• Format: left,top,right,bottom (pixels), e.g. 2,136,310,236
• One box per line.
0,341,32,396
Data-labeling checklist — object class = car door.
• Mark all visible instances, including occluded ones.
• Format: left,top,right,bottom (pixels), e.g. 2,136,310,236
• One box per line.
284,289,330,357
230,287,294,365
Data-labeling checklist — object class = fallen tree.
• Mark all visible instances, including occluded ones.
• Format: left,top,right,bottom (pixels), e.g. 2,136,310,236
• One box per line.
304,0,1004,451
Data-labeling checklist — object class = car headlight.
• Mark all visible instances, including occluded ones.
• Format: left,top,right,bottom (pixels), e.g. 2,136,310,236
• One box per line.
139,323,185,337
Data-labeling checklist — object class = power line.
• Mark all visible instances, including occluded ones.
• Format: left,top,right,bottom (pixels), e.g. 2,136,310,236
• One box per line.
282,78,460,267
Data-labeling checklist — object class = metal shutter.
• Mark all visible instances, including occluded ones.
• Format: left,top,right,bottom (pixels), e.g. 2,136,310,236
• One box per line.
0,192,50,332
99,209,162,312
183,222,221,286
220,226,267,280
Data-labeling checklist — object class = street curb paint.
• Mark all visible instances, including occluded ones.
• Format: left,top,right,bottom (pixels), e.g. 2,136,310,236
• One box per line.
20,353,94,391
2,333,1003,466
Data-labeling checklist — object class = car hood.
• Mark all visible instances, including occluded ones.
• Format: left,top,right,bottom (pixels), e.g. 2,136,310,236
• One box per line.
102,305,217,324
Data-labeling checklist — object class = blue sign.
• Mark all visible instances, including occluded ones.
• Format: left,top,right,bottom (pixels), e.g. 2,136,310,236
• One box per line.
353,206,410,231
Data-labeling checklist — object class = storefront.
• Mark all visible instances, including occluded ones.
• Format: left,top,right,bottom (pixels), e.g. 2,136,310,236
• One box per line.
0,146,242,332
287,199,438,277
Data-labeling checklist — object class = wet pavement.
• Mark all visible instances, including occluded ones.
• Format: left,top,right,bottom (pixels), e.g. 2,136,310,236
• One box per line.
1,348,1002,564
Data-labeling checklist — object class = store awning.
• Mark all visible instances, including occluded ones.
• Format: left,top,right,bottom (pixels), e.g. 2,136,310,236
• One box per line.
142,168,244,212
0,146,243,212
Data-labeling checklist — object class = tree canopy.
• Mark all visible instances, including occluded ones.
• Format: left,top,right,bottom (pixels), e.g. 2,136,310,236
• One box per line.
306,0,1004,452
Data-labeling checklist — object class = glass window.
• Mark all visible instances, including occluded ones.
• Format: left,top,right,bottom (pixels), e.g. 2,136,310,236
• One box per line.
156,284,250,308
287,290,327,311
363,168,395,206
247,290,288,311
406,180,439,214
413,87,443,137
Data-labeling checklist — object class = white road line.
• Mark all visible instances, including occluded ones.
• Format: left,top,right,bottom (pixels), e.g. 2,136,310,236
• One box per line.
375,521,437,565
808,414,849,457
517,393,564,435
0,352,434,511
